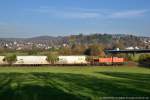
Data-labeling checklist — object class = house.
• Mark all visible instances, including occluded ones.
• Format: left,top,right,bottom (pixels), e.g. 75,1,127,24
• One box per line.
125,47,134,50
125,46,140,50
135,46,140,50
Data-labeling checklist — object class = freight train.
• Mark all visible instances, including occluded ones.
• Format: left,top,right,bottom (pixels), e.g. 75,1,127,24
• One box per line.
0,56,125,66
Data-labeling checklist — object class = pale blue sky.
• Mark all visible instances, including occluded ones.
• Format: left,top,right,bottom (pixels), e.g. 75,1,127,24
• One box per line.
0,0,150,37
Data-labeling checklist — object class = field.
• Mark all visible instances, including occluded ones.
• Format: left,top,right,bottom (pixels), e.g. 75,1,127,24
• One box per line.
0,66,150,100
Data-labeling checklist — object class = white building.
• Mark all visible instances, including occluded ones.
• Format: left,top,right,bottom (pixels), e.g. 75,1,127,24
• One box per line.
125,47,134,50
58,56,87,64
116,48,120,51
125,46,140,50
135,46,140,50
15,56,49,65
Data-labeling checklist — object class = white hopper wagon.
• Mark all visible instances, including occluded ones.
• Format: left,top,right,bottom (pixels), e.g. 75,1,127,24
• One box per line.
14,56,49,65
58,56,87,64
0,56,7,65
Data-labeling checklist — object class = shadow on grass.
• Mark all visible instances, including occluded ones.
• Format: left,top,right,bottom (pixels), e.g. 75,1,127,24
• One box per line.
98,71,150,82
138,63,150,69
96,72,150,96
0,72,150,100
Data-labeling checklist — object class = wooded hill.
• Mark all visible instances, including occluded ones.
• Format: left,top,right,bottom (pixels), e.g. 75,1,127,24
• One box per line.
0,34,149,49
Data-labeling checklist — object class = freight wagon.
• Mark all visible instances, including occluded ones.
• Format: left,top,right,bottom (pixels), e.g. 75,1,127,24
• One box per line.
14,56,49,65
58,56,87,65
0,56,7,65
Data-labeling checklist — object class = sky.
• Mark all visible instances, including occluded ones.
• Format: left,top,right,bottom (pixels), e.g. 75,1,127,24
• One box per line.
0,0,150,38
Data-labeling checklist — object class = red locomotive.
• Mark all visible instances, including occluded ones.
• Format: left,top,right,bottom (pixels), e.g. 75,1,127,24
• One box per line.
93,57,125,65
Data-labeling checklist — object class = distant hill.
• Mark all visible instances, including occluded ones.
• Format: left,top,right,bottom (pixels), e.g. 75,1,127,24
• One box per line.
0,34,150,48
28,36,56,41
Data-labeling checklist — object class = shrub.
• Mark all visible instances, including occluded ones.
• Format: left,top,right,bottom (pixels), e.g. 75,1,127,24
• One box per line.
4,54,17,65
46,53,59,64
28,50,38,55
138,54,150,67
86,56,93,62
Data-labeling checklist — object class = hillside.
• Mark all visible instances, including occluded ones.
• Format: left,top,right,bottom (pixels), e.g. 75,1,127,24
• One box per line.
0,34,149,50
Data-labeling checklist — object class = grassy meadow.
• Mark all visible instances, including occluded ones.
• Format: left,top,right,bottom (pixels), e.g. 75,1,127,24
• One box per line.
0,66,150,100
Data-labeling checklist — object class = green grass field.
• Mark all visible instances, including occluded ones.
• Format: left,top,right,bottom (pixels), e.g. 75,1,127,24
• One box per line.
0,66,150,100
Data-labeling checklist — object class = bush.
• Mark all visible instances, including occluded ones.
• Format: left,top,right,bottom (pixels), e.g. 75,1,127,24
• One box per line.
138,54,150,67
4,54,17,65
28,50,38,55
47,53,59,64
86,56,93,62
